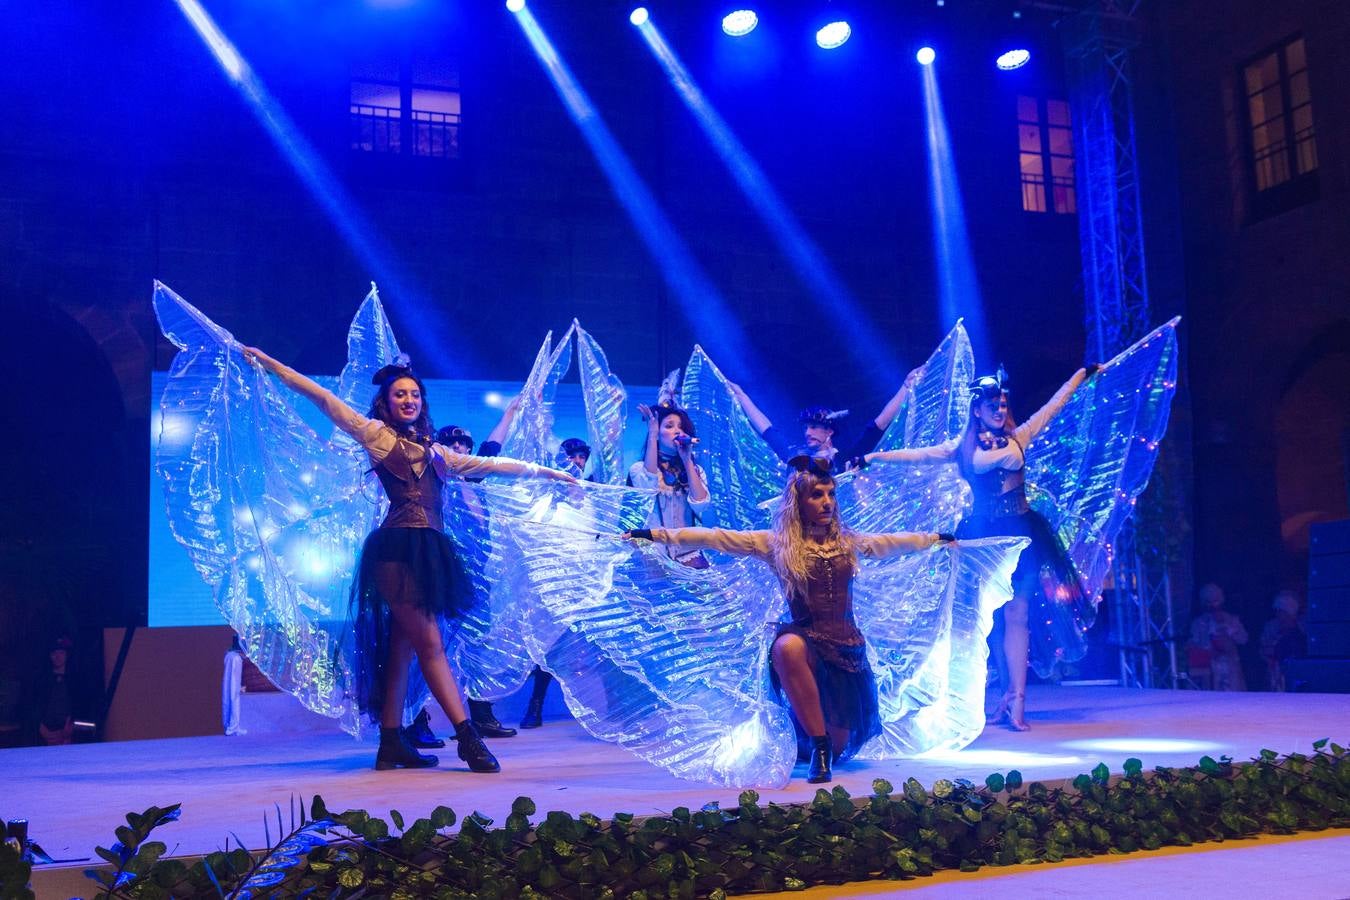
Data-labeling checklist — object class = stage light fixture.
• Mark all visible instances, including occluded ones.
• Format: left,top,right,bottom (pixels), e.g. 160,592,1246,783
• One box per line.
916,45,936,65
815,20,851,49
721,9,758,36
996,48,1031,70
506,0,525,12
630,7,649,26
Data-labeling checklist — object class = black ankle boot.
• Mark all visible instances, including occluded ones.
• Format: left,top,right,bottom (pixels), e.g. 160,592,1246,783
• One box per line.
520,669,552,729
454,720,501,773
806,735,832,784
404,708,445,749
375,726,438,771
469,699,517,738
520,696,545,729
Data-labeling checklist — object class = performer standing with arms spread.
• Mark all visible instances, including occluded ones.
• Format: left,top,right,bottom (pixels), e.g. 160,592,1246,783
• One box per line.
242,347,574,772
865,365,1097,731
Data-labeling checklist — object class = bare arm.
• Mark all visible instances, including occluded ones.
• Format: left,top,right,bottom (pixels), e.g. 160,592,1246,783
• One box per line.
243,346,390,451
728,382,773,435
638,403,661,474
680,445,710,505
485,393,524,446
872,368,921,431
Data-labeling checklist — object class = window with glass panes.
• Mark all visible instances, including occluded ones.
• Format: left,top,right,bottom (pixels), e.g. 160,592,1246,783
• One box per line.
1017,96,1075,215
351,55,460,159
1243,36,1316,192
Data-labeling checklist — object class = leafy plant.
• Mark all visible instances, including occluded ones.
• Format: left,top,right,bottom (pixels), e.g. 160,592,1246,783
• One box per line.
51,741,1350,899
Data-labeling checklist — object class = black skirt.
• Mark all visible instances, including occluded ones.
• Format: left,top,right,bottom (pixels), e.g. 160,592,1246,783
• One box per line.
349,526,474,724
772,624,882,764
957,508,1091,677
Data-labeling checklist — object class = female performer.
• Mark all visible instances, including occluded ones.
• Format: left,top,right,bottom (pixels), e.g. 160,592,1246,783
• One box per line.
865,365,1097,730
627,457,951,783
627,399,712,568
243,348,574,772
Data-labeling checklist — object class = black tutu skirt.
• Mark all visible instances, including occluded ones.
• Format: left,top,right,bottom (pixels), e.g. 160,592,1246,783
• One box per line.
772,625,882,763
957,508,1092,677
349,526,474,723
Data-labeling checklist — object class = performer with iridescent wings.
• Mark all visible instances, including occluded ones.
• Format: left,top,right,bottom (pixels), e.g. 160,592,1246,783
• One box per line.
625,456,953,784
241,346,575,772
867,365,1095,731
863,317,1180,731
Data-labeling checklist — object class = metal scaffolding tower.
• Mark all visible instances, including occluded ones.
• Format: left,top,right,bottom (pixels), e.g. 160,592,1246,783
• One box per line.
1055,0,1180,688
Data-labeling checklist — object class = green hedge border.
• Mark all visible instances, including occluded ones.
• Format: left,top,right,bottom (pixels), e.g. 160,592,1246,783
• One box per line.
7,741,1349,899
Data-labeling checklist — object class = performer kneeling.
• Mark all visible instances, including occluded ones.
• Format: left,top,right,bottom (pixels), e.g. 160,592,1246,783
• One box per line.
626,456,951,784
243,348,573,772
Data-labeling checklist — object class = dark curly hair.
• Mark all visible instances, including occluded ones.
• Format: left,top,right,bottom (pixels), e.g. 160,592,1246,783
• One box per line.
368,372,435,443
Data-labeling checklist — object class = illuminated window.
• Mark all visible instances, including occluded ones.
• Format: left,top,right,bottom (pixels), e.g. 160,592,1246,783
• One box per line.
1017,95,1075,215
350,55,460,159
1243,36,1316,193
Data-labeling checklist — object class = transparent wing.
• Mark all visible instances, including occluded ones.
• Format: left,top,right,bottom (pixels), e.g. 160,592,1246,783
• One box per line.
154,282,373,734
681,345,784,529
500,323,576,466
836,323,976,536
575,321,628,485
497,510,798,787
873,320,976,452
853,537,1026,758
1024,318,1181,606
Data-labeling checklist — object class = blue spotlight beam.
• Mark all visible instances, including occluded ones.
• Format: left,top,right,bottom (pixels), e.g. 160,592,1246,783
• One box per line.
171,0,468,373
636,19,901,376
920,64,990,362
509,5,761,374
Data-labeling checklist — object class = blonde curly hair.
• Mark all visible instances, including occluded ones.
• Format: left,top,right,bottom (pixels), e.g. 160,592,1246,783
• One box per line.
768,468,860,599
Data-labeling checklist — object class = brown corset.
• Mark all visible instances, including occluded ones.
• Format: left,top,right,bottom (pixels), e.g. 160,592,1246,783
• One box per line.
374,439,444,530
787,544,864,660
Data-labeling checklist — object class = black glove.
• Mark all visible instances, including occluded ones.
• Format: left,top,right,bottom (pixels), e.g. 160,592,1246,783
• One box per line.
1084,363,1101,378
843,455,868,472
938,533,957,543
625,528,654,541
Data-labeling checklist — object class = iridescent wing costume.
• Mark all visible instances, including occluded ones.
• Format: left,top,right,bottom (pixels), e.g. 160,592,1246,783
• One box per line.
496,513,1027,787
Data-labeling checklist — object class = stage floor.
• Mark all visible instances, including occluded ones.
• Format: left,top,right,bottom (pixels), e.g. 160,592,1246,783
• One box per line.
8,685,1350,886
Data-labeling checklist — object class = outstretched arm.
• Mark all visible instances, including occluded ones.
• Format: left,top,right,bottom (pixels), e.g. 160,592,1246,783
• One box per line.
859,531,949,559
1014,367,1091,446
628,526,770,559
865,439,959,466
438,448,576,483
243,346,388,450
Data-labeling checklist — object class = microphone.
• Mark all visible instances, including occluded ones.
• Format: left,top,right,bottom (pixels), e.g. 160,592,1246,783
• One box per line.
674,435,700,448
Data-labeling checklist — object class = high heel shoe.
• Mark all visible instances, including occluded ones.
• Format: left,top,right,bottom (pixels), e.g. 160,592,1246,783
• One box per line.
806,735,832,784
375,726,438,770
1006,691,1030,731
454,720,501,773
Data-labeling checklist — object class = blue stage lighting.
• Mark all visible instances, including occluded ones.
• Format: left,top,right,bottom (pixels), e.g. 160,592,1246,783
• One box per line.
916,46,936,66
815,20,851,49
629,7,649,26
506,0,525,12
996,48,1031,70
722,9,758,36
